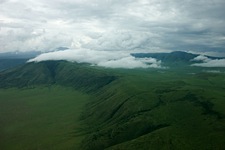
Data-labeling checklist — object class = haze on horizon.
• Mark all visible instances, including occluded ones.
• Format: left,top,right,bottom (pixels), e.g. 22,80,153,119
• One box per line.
1,0,225,57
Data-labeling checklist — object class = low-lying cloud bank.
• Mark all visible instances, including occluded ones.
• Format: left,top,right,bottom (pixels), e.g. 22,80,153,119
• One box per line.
28,49,162,69
191,55,225,67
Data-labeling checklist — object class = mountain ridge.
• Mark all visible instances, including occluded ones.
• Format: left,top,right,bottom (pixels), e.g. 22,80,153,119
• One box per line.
132,51,224,63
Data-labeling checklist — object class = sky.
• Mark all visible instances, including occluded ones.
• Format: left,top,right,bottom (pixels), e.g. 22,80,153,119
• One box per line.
1,0,225,54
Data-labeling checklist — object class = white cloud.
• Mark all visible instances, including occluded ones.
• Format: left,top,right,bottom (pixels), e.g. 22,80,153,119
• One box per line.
191,55,225,67
204,70,221,73
98,56,149,69
28,49,162,69
98,56,161,69
191,55,210,62
192,59,225,67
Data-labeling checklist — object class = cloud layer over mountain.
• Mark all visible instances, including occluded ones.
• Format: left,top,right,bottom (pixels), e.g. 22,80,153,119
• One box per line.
28,49,162,68
1,0,225,56
192,55,225,67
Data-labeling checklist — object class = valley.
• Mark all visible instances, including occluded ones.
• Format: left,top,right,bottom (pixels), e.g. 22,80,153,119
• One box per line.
0,59,225,149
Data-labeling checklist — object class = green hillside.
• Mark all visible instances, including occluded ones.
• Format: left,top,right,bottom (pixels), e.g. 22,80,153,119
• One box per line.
0,61,225,149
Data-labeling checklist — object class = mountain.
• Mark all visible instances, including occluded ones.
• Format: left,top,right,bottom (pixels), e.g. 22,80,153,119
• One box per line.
0,51,41,59
1,51,223,71
132,51,224,66
0,60,225,149
132,51,198,62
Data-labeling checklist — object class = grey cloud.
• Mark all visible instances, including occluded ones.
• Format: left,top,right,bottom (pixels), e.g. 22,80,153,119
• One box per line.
83,30,153,51
0,0,225,55
0,0,6,3
191,55,210,62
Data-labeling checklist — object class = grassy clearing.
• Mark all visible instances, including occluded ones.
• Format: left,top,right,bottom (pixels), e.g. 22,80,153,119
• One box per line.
0,86,90,150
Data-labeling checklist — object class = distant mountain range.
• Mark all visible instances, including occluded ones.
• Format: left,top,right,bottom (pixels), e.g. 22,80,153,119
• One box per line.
132,51,223,63
0,51,41,59
132,51,197,62
0,51,224,71
0,59,28,71
0,48,71,70
0,51,41,71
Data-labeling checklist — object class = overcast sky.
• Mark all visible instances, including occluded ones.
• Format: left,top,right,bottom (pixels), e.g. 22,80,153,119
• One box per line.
1,0,225,56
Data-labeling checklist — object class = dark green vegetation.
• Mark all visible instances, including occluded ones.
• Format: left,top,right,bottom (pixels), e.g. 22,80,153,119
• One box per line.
0,60,225,149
